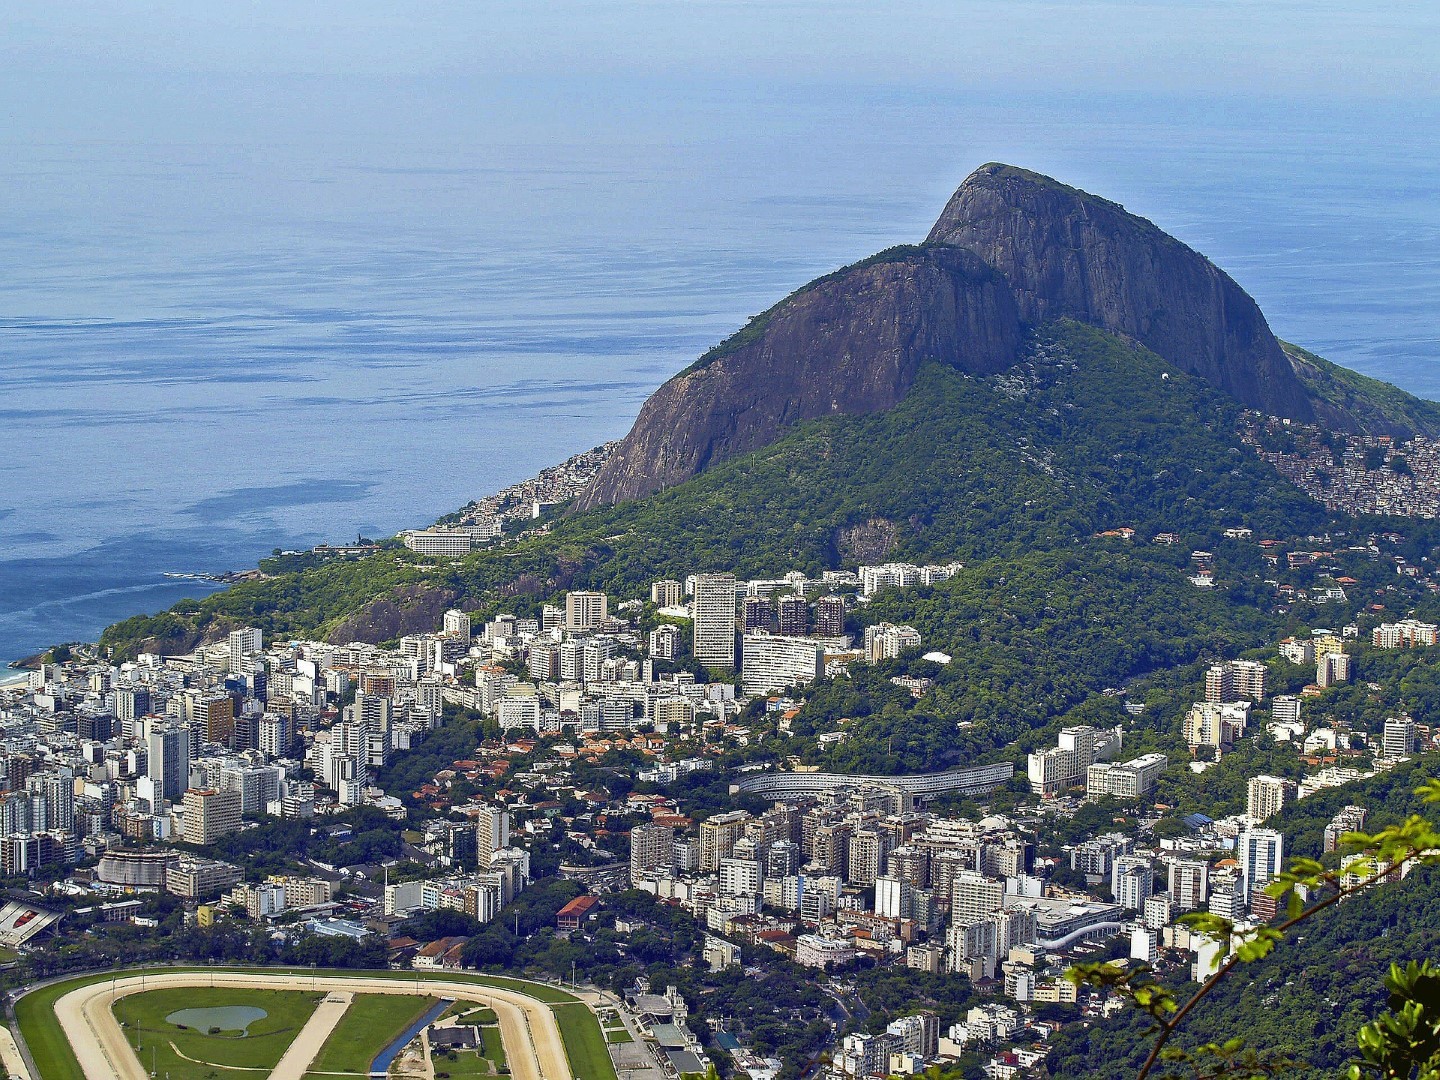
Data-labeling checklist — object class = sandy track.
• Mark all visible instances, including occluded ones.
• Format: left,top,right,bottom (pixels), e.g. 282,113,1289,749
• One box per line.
0,1024,33,1080
51,971,574,1080
269,990,352,1080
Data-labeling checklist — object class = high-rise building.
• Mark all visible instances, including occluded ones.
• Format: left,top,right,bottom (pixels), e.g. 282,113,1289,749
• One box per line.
886,845,931,889
719,856,762,897
194,694,235,747
359,669,397,697
817,596,846,639
699,810,751,872
146,722,191,805
1086,753,1167,799
27,771,75,836
1184,701,1251,755
692,573,738,670
476,805,511,862
742,596,773,632
1271,695,1302,725
113,685,152,728
814,596,846,638
864,623,922,661
1168,858,1209,911
528,643,560,681
1112,855,1154,911
648,624,680,661
847,829,889,886
630,823,675,881
886,1013,940,1062
766,839,801,879
1318,652,1353,688
259,713,295,759
77,713,114,742
443,608,472,640
777,595,809,636
183,788,243,845
951,871,1005,924
354,692,392,735
651,580,684,607
1383,717,1418,759
565,591,608,631
1324,806,1368,853
228,627,264,674
1237,829,1284,903
1247,775,1297,823
1204,659,1267,703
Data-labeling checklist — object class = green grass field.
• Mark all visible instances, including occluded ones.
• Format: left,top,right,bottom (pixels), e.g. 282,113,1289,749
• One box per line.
481,1023,507,1066
553,1002,619,1080
307,993,437,1074
15,966,608,1080
605,1027,634,1043
114,987,322,1078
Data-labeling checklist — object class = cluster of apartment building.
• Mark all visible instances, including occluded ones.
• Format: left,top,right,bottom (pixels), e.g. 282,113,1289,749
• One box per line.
404,443,619,554
442,573,925,736
857,562,964,597
1240,417,1440,518
0,607,496,884
1371,619,1440,648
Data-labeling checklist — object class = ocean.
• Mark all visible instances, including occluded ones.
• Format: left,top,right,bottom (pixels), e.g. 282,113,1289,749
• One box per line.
2,80,1437,667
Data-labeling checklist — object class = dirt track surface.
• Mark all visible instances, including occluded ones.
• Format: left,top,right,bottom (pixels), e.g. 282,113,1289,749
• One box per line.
52,971,574,1080
268,989,353,1080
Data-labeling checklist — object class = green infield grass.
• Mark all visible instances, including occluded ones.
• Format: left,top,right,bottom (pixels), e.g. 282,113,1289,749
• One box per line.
115,986,322,1078
553,1001,619,1080
307,993,437,1074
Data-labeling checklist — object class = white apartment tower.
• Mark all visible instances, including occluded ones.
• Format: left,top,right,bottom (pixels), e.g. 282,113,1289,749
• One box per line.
1246,775,1297,824
228,627,264,674
146,721,192,804
1237,829,1284,902
443,608,472,640
692,573,738,669
1383,717,1418,759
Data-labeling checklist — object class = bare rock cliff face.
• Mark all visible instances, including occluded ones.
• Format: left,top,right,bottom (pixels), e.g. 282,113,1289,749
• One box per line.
580,163,1321,508
579,246,1021,506
926,163,1315,423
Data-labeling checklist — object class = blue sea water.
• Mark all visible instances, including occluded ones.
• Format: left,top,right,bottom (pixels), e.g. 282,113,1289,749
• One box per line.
1,80,1437,666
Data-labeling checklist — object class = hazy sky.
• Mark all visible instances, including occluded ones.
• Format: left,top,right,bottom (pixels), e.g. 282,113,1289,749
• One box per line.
7,1,1438,96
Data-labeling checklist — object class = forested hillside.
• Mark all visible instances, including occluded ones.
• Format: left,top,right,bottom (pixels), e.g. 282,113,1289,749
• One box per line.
101,320,1326,661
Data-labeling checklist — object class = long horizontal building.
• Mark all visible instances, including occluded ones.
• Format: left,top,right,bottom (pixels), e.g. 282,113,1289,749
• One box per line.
731,762,1013,800
741,633,825,696
1086,753,1168,799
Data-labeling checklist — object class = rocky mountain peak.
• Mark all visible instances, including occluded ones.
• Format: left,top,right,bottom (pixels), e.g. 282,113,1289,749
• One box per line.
926,163,1316,421
576,165,1374,509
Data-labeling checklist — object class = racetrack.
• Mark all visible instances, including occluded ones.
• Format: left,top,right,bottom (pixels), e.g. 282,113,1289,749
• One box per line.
52,971,573,1080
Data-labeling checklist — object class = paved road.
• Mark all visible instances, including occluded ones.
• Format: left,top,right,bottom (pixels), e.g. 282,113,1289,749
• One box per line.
268,990,353,1080
52,971,574,1080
